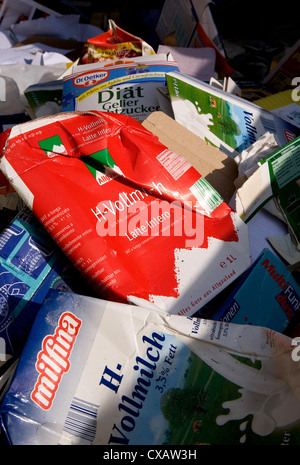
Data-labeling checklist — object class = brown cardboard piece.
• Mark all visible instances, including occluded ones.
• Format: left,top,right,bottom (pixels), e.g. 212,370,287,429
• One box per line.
142,111,238,204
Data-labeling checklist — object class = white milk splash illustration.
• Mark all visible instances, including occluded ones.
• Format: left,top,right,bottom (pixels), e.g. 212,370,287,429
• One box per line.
171,98,237,157
192,338,300,443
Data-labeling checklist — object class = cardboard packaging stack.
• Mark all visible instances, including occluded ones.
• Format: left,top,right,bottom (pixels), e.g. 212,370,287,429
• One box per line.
0,0,299,447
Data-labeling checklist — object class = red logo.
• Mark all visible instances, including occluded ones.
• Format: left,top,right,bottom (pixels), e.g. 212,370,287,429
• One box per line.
284,129,296,143
73,70,109,87
31,312,82,410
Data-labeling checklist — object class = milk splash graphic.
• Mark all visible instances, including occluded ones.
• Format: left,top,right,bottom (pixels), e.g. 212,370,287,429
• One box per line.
171,98,237,157
180,329,300,443
216,384,300,443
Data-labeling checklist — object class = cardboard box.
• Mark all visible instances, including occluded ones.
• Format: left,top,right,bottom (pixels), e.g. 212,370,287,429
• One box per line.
142,111,238,204
254,89,299,112
62,54,179,122
157,45,216,82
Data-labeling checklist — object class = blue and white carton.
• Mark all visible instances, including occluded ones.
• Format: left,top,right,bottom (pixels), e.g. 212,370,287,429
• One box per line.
1,290,300,445
0,208,92,362
62,54,179,121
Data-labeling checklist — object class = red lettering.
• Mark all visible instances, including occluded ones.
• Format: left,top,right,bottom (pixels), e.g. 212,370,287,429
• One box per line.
275,294,294,320
31,312,81,410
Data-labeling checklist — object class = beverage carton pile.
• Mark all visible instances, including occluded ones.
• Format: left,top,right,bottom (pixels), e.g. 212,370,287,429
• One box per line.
0,4,299,447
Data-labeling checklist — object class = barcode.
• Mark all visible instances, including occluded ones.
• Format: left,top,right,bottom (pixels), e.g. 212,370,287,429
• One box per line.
190,178,222,213
62,397,99,444
260,114,276,134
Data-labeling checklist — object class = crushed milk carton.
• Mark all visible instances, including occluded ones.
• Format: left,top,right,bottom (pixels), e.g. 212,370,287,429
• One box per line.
235,134,300,266
166,71,300,157
24,80,63,119
1,290,300,445
212,248,300,333
0,207,93,362
0,111,251,317
62,55,179,121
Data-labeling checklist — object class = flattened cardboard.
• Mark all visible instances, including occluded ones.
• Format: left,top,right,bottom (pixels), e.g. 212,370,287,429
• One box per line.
142,111,238,203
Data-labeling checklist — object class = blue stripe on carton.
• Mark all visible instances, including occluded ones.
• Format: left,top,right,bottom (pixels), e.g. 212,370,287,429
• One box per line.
0,208,85,358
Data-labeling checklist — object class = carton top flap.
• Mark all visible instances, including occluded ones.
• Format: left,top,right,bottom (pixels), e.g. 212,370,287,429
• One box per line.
142,111,238,203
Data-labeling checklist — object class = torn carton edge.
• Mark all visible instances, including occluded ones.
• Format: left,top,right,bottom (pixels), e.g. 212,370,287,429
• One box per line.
235,161,273,220
235,136,300,265
268,234,300,266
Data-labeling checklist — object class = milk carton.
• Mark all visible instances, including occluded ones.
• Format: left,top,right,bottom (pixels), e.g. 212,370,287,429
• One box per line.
1,291,300,445
0,208,93,361
0,111,251,317
166,71,300,157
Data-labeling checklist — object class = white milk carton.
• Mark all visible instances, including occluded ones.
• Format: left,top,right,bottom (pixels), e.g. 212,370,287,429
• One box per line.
1,291,300,445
